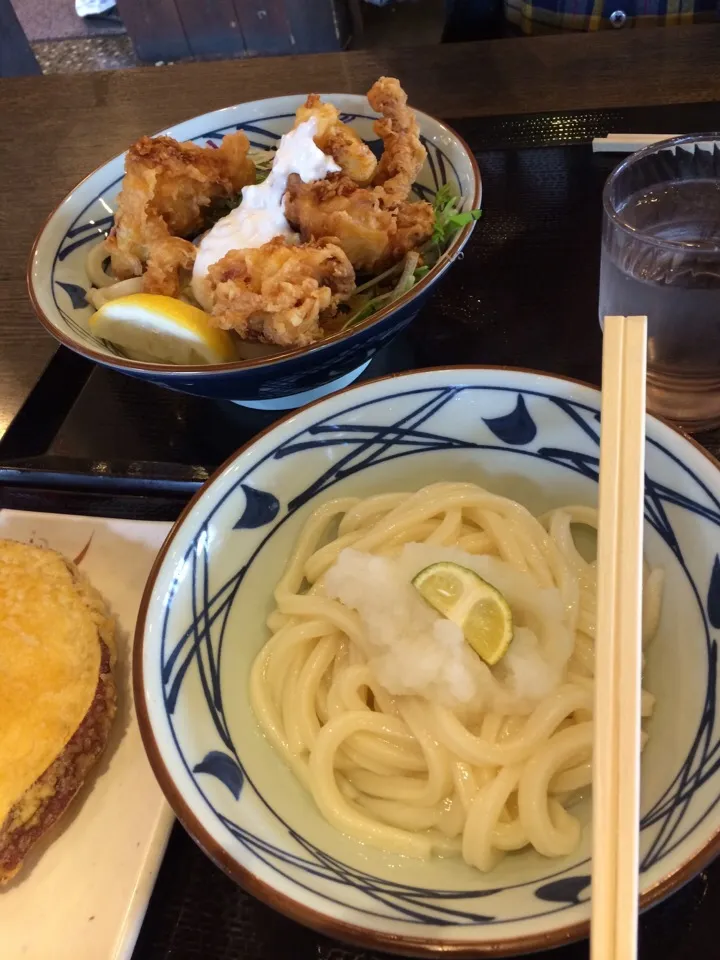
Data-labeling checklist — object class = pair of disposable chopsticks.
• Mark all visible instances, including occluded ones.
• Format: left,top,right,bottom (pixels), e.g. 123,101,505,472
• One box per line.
591,315,648,960
591,134,678,153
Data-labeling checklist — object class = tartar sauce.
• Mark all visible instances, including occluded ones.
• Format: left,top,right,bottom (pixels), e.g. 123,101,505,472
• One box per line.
192,118,339,308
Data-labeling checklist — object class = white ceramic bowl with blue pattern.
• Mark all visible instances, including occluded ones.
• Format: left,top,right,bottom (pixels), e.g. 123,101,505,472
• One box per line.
28,96,480,410
135,366,720,955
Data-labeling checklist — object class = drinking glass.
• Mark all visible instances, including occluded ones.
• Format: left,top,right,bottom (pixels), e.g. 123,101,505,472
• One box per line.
599,134,720,432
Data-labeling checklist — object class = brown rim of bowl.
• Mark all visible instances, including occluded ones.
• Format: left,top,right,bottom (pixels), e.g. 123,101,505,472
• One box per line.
133,364,720,957
27,102,481,377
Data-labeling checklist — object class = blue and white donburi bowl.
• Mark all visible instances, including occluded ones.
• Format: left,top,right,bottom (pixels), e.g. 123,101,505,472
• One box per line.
135,367,720,955
28,95,480,410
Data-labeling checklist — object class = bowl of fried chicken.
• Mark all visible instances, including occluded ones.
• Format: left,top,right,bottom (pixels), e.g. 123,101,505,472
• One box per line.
29,78,481,408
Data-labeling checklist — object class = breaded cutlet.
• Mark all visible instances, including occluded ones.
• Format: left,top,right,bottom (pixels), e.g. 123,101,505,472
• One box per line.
0,539,117,884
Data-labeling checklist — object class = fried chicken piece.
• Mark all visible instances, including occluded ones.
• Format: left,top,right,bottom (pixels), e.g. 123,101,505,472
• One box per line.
205,237,355,348
285,173,433,274
140,237,197,297
284,175,391,273
295,94,377,185
285,78,433,273
106,132,255,296
367,76,426,203
394,199,436,260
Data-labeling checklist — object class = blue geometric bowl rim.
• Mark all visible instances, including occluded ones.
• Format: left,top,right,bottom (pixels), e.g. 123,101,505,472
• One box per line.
28,96,482,376
133,364,720,957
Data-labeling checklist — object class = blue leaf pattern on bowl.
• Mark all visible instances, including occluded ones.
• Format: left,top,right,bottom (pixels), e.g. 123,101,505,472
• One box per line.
193,751,244,800
234,484,281,530
534,876,591,905
483,394,537,445
56,281,88,310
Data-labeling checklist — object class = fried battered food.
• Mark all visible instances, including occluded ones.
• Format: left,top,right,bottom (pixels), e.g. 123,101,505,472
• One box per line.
285,78,433,273
206,236,355,348
106,132,255,297
394,199,436,259
367,76,426,202
295,94,378,185
140,237,197,298
0,540,116,884
285,173,433,274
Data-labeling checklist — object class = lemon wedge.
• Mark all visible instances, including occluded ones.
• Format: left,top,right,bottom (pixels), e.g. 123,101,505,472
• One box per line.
412,561,513,666
89,294,237,365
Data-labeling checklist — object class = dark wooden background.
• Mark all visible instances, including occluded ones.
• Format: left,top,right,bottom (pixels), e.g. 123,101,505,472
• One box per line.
114,0,353,62
0,0,39,77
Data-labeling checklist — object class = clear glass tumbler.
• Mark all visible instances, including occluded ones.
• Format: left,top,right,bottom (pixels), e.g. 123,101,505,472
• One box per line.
599,134,720,432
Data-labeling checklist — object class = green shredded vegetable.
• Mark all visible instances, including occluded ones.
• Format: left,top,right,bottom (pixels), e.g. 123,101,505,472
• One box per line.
253,149,275,184
430,183,483,251
342,296,389,328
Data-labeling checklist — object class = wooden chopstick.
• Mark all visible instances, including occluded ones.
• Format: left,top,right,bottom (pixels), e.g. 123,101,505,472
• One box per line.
591,315,648,960
591,134,677,153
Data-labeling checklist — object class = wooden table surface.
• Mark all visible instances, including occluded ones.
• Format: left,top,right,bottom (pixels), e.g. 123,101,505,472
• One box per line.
2,24,720,435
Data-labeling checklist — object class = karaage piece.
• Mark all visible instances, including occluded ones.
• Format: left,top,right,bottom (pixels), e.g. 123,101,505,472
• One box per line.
206,236,355,348
285,174,391,273
295,94,377,185
285,172,433,274
393,200,436,261
139,236,197,298
367,77,426,203
106,131,255,296
285,78,433,273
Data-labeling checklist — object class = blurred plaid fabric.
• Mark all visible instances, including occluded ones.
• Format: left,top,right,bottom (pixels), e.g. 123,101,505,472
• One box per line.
503,0,719,33
368,0,720,37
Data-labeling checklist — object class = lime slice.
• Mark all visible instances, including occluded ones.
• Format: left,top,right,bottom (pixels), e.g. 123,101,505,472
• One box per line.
89,293,237,364
412,561,513,666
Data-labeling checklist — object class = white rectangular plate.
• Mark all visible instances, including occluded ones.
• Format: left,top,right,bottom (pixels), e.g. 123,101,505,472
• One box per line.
0,509,175,960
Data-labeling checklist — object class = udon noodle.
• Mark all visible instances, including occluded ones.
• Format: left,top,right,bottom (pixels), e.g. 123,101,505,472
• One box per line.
85,242,144,309
250,481,663,871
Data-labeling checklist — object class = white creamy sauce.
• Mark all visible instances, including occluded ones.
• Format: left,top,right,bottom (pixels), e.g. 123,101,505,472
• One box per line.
192,118,339,308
